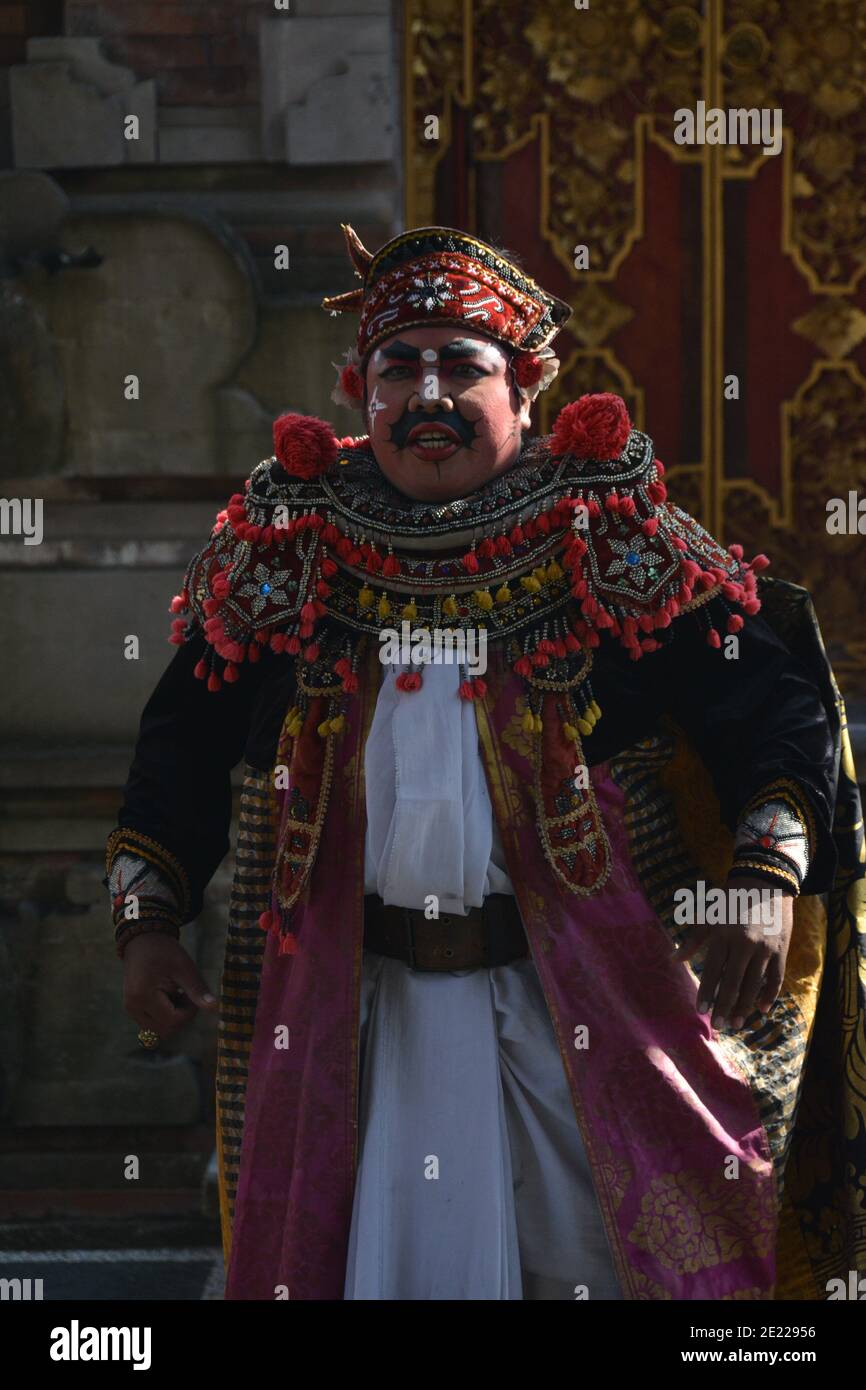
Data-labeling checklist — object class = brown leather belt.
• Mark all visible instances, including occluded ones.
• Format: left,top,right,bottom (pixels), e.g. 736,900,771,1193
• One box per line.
363,893,528,971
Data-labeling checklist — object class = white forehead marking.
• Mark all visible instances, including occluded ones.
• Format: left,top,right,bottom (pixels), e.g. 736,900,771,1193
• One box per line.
421,348,438,362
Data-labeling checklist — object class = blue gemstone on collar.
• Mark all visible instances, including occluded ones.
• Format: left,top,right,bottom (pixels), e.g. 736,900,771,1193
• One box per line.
626,551,640,566
260,582,272,595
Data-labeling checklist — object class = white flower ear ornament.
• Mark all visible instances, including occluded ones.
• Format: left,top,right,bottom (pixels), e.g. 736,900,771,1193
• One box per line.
510,347,560,402
330,346,365,411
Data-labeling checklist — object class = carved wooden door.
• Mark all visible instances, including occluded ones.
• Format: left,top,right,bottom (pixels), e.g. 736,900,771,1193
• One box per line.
405,0,866,692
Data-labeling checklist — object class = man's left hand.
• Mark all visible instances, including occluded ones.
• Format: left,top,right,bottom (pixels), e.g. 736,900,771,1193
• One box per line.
673,875,795,1032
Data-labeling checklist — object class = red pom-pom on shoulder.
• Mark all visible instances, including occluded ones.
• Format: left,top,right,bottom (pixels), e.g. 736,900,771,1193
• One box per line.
273,413,339,480
550,393,632,462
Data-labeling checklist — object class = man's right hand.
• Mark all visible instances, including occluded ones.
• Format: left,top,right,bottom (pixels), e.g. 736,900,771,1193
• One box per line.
122,931,218,1040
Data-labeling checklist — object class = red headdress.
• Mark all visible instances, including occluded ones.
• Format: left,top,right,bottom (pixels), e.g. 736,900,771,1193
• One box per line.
322,223,572,383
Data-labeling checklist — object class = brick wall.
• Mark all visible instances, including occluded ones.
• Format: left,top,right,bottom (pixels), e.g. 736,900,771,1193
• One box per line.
0,0,62,68
63,0,262,106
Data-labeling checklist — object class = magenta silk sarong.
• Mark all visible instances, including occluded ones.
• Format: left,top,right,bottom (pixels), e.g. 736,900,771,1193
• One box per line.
225,649,777,1300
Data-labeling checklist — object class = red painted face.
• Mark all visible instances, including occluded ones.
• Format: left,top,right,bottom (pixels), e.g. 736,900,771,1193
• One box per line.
363,325,532,502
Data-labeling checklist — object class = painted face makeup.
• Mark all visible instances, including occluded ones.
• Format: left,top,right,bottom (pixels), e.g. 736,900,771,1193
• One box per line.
363,325,532,502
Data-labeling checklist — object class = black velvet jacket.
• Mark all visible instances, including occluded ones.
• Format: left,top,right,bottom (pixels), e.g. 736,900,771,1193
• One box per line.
115,605,838,921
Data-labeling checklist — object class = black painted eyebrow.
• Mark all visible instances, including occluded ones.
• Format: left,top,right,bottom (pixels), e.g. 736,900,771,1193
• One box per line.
439,340,491,360
379,342,421,360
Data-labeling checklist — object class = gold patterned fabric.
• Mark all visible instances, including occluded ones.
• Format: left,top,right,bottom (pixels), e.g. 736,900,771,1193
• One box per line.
215,768,277,1256
611,577,866,1297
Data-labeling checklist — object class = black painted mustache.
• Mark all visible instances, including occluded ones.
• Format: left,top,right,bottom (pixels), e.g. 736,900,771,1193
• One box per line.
389,405,479,450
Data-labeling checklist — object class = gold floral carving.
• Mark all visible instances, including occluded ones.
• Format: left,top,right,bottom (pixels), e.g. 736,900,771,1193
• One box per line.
470,0,704,276
405,0,469,228
724,364,866,683
563,282,635,351
718,2,866,690
793,302,866,359
405,0,866,688
724,0,866,287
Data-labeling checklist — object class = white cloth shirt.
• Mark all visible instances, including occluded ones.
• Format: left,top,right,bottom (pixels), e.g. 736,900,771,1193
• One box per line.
363,661,514,912
351,658,622,1300
343,949,623,1300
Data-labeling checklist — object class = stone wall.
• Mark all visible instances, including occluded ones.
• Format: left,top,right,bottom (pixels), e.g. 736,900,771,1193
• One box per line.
64,0,263,109
0,0,402,1217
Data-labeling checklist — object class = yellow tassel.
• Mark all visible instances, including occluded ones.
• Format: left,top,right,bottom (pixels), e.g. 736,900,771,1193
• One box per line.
443,595,458,618
402,600,417,620
590,699,602,720
317,719,331,738
359,586,374,610
286,705,299,724
329,713,345,734
288,717,303,737
563,722,578,741
495,584,511,604
377,594,391,620
522,709,535,734
546,559,563,581
533,714,543,734
532,566,548,585
520,576,541,593
577,718,593,736
474,589,494,611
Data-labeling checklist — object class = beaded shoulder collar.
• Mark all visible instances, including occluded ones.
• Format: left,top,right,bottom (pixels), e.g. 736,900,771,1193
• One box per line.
265,428,654,549
169,398,768,699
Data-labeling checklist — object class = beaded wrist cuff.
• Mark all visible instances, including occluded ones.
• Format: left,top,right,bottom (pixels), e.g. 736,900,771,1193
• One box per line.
106,830,192,921
731,781,814,895
108,849,185,957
